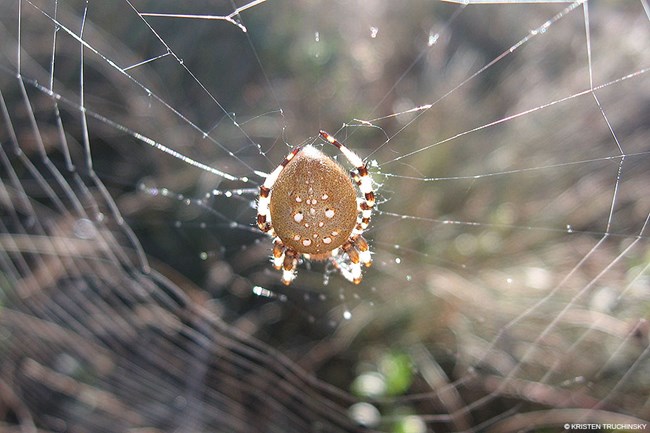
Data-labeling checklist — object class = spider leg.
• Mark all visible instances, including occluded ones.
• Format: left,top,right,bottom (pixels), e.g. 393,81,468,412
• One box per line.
269,238,298,285
354,234,372,267
329,252,362,285
334,233,372,284
256,147,302,234
338,261,362,285
281,248,298,285
341,240,363,284
320,130,375,230
272,239,285,269
353,197,373,234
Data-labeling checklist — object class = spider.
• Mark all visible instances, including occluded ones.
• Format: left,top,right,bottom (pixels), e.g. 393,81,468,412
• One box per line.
257,130,375,285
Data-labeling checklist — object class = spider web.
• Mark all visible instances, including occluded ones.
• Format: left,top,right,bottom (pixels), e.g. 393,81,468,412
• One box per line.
1,0,649,432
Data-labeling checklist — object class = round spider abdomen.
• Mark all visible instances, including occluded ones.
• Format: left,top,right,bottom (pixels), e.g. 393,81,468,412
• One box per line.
269,145,358,256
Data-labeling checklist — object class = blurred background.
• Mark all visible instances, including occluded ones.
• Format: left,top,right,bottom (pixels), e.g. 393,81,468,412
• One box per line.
0,0,649,432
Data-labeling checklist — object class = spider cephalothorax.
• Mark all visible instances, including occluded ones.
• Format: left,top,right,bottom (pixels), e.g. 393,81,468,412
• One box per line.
257,131,375,285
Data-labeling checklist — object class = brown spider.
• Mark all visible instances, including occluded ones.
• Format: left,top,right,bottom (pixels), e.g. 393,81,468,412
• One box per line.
257,131,375,285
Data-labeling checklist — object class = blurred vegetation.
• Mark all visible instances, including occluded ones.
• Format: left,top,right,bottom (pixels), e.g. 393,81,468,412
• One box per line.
1,0,649,432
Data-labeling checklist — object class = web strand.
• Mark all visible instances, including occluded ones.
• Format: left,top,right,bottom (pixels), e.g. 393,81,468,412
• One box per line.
1,0,648,432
